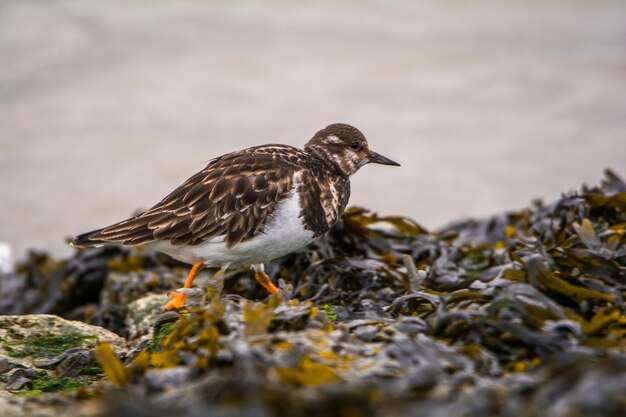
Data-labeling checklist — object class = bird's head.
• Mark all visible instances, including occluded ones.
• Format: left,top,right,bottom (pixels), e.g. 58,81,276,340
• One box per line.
304,123,400,176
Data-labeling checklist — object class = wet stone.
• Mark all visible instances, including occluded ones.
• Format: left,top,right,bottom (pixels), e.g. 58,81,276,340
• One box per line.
126,293,170,343
353,325,380,342
393,317,428,335
0,358,22,375
6,376,31,391
144,367,194,393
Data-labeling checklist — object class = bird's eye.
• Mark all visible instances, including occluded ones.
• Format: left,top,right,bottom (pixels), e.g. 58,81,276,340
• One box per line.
349,141,361,151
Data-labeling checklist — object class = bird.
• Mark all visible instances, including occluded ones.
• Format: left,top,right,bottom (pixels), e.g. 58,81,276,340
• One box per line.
71,123,400,311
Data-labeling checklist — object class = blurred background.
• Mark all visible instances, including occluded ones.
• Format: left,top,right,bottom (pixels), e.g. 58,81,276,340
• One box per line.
1,0,625,261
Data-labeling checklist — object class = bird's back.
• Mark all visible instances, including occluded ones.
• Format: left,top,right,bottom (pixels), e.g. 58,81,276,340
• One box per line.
72,144,349,250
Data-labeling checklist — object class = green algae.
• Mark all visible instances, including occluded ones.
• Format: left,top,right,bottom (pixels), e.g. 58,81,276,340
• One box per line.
31,374,92,392
13,389,44,397
11,372,93,396
4,328,97,358
81,364,105,376
149,323,175,353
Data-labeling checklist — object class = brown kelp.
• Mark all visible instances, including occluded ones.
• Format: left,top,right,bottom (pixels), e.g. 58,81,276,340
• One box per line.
1,170,625,417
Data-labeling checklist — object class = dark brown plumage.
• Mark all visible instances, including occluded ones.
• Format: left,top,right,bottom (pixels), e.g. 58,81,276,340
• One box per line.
74,147,298,248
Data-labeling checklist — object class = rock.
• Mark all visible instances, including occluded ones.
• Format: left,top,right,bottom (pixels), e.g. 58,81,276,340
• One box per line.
34,348,96,378
0,315,126,363
145,366,194,393
5,368,42,392
0,314,126,389
125,293,170,343
0,357,22,375
0,315,126,416
6,376,31,391
353,325,380,342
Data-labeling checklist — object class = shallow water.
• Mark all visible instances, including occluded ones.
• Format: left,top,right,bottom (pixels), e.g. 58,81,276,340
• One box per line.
1,0,625,260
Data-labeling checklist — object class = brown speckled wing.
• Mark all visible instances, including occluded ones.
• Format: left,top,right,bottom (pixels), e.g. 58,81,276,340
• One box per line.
74,145,305,249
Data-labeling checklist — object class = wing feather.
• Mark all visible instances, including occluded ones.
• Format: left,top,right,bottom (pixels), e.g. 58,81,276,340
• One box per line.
73,145,304,249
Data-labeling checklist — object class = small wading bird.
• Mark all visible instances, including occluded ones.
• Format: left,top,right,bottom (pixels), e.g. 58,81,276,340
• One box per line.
72,124,400,311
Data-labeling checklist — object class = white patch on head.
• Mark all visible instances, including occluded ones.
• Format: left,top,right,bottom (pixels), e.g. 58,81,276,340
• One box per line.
325,135,342,144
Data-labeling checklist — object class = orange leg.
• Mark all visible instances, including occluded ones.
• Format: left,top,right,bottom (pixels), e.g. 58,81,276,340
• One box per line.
255,270,280,295
166,261,205,311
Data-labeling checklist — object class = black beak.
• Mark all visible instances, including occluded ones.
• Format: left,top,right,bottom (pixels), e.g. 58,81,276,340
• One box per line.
368,151,400,166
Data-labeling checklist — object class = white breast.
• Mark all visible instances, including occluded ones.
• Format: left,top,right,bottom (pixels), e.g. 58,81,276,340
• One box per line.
148,187,316,267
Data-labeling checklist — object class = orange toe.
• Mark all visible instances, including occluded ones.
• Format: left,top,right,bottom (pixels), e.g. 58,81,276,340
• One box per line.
254,271,280,295
165,291,187,311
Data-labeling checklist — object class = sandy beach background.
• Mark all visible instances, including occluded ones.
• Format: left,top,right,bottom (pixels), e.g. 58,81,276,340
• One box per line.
1,0,625,261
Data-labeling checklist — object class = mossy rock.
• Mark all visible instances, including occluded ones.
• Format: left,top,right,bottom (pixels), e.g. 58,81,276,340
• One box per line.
0,315,126,365
0,315,126,416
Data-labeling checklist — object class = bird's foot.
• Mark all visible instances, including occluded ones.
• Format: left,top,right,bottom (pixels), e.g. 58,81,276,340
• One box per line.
165,291,188,312
165,287,206,312
255,270,280,295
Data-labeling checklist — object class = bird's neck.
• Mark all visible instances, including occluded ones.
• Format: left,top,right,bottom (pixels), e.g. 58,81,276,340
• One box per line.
304,145,356,177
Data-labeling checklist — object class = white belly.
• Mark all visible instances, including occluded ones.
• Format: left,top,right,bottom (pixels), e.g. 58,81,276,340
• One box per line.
147,188,316,267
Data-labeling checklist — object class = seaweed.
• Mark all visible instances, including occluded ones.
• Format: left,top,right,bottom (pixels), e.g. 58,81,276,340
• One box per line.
1,169,625,416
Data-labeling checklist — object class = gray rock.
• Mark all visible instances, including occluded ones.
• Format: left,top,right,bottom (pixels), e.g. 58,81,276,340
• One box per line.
125,293,170,343
5,376,30,391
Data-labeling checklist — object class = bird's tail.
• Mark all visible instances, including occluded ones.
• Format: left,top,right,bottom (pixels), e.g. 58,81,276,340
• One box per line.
70,215,156,248
70,229,107,248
